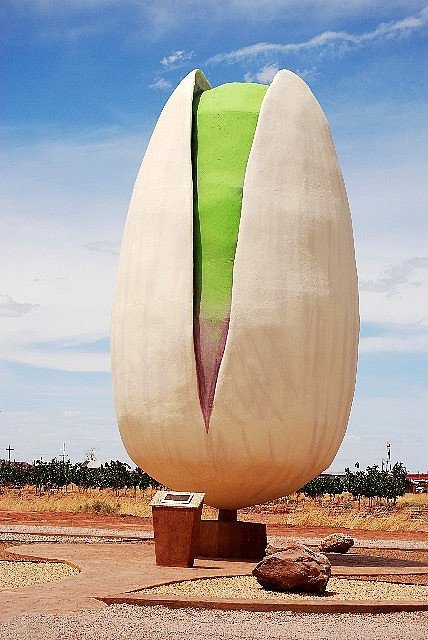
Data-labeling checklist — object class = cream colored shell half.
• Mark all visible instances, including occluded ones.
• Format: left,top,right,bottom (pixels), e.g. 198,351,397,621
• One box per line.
111,68,359,509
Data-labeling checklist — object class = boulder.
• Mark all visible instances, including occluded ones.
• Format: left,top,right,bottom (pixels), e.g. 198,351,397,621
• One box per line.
265,541,305,556
252,542,331,593
319,533,354,554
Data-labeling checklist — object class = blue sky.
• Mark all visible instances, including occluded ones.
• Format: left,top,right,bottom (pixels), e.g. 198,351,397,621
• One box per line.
1,1,427,472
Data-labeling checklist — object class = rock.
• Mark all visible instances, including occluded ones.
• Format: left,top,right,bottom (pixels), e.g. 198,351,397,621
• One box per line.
319,533,354,554
265,541,299,556
252,542,331,593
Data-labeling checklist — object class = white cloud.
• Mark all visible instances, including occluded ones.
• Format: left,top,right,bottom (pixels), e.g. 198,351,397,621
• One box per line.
333,99,428,337
86,241,120,255
357,256,428,352
0,294,40,318
149,77,172,90
293,67,319,82
358,257,428,330
7,0,427,46
160,50,193,67
0,342,110,373
13,0,426,16
360,333,428,353
208,7,428,64
360,257,428,295
137,1,428,35
245,64,319,84
0,127,149,372
244,64,279,84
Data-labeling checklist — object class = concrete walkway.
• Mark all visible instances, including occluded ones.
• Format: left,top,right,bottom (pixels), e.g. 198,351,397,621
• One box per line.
1,524,427,549
0,542,253,623
1,540,427,622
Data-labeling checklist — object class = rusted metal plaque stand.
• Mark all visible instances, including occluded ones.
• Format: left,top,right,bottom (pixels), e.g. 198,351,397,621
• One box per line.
151,491,205,567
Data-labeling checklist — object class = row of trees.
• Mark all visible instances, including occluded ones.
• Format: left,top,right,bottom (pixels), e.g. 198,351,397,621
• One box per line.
0,458,161,495
0,458,408,504
301,463,408,505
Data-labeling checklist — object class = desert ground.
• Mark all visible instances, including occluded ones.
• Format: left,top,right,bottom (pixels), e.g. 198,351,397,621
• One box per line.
0,490,427,639
1,487,427,531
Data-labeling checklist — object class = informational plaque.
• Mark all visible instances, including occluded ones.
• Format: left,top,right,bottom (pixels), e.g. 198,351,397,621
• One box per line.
150,490,205,567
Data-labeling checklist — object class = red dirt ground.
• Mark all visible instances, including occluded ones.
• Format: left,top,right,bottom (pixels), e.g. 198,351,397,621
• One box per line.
0,510,153,531
1,510,428,542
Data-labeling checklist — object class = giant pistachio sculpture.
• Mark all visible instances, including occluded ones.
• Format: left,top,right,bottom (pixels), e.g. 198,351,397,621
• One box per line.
111,69,359,509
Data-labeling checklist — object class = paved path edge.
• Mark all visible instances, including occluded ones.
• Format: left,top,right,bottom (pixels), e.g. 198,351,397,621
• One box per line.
99,593,428,613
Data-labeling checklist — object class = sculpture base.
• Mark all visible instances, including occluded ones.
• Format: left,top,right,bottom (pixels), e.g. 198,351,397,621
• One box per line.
198,520,267,560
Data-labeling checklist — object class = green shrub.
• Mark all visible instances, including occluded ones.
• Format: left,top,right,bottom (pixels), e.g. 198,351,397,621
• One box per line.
76,499,120,515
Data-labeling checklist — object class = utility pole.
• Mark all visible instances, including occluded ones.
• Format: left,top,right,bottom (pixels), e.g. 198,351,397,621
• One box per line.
61,442,68,464
6,445,14,462
386,442,391,471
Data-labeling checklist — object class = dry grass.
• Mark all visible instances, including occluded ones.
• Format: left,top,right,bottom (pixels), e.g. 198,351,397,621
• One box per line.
0,488,426,532
0,486,218,520
0,487,154,518
242,493,428,532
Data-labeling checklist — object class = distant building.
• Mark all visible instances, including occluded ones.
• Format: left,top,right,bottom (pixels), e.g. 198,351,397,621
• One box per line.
406,473,428,494
321,471,346,479
84,449,101,469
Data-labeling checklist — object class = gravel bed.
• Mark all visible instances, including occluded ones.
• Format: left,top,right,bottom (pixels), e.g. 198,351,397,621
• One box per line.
268,535,428,551
351,547,428,584
353,547,428,564
0,561,78,590
139,575,428,601
0,525,153,539
354,574,428,586
0,526,424,548
1,605,428,639
0,532,143,544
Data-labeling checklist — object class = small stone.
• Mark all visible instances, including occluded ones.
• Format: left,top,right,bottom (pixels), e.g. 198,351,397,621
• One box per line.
320,533,354,554
252,542,331,594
